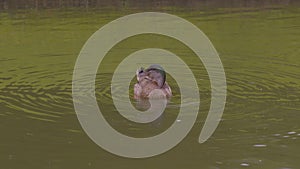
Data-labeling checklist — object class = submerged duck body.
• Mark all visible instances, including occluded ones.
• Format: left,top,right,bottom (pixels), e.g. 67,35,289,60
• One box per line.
134,64,172,99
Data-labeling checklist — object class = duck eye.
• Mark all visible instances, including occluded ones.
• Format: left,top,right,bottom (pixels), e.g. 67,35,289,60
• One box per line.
138,69,144,74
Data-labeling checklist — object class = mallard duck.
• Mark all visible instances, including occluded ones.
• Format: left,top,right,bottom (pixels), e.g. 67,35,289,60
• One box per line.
134,64,172,99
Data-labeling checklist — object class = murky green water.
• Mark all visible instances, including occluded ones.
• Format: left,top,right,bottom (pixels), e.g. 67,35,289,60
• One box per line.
1,6,300,169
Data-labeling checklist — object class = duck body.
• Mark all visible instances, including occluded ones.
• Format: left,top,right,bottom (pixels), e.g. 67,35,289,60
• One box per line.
134,65,172,99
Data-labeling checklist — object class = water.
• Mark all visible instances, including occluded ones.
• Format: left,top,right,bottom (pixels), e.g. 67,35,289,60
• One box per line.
0,6,300,169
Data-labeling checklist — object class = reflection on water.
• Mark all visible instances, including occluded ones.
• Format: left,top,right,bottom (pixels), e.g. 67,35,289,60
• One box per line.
0,5,300,169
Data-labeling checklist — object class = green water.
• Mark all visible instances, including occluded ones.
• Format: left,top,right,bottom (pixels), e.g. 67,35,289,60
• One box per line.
0,6,300,169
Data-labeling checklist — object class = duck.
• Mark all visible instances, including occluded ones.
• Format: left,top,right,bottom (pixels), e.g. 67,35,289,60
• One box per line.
134,64,172,99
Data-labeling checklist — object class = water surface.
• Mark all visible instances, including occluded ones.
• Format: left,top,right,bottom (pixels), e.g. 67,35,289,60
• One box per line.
0,6,300,169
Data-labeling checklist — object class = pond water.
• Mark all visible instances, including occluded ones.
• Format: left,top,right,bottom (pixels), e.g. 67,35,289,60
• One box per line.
0,6,299,169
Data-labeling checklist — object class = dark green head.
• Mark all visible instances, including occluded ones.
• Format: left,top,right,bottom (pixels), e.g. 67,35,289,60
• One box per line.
145,64,166,87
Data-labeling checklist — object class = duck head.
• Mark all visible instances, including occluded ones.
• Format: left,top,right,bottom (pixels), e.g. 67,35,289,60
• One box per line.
136,64,166,88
